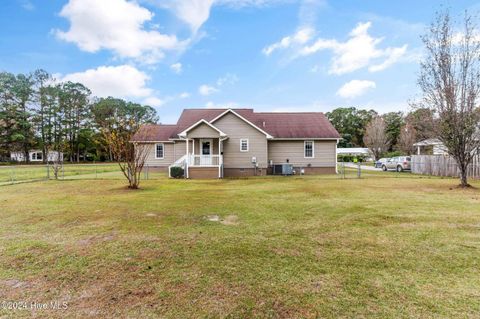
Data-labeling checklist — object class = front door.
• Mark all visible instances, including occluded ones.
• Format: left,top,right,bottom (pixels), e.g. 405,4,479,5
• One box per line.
200,139,212,165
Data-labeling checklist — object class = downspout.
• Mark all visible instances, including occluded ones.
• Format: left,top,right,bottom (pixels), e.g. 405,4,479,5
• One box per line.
335,138,340,174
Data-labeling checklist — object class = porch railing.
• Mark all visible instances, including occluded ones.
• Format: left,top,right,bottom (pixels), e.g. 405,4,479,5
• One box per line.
188,154,222,166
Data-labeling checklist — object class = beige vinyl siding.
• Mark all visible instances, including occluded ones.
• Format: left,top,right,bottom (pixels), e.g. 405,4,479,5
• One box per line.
268,140,337,167
213,112,268,168
143,143,175,166
187,123,220,138
174,141,186,161
141,141,193,166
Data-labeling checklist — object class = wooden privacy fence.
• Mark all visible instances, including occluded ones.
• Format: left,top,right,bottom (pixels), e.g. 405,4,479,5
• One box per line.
411,155,480,179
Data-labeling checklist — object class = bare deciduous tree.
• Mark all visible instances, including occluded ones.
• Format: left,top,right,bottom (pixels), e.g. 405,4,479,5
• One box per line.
363,116,390,160
419,10,480,187
397,122,417,155
103,122,149,189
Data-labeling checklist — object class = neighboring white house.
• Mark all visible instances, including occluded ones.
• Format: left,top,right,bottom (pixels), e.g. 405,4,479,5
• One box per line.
10,150,63,162
413,138,448,155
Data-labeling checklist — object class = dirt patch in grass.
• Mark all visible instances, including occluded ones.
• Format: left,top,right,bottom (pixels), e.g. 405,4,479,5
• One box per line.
1,279,30,289
205,215,221,222
204,214,239,225
221,215,239,225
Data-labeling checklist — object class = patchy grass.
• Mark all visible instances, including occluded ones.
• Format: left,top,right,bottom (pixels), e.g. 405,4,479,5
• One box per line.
0,173,479,318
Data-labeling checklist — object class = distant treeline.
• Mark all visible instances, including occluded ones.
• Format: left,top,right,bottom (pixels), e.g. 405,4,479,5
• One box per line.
326,106,436,156
0,69,158,163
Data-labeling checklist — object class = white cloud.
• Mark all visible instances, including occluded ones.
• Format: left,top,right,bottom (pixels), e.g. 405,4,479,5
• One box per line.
368,45,407,72
336,80,376,99
205,101,239,109
55,0,187,64
19,0,34,10
262,27,314,56
266,21,408,75
160,0,215,33
150,0,286,33
310,65,320,73
170,62,183,74
298,0,326,27
61,65,165,106
301,22,408,74
179,92,190,98
205,101,216,108
216,73,239,86
199,84,219,96
198,73,238,96
143,97,165,107
218,0,289,7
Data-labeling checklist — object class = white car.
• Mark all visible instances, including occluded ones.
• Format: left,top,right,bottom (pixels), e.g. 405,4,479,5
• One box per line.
374,158,388,168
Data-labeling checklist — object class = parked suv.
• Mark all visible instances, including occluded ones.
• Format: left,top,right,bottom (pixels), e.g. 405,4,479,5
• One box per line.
382,156,411,172
375,158,388,168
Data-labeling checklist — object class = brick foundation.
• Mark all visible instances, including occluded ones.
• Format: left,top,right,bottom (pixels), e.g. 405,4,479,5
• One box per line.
223,167,267,177
267,166,336,175
188,167,219,179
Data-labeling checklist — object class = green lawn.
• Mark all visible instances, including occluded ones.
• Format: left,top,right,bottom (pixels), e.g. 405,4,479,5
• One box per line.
0,173,479,318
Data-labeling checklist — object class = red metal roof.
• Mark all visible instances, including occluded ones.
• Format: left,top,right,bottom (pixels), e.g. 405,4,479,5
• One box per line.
132,108,340,141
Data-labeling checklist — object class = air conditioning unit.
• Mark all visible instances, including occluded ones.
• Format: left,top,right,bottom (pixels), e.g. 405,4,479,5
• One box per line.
273,164,294,175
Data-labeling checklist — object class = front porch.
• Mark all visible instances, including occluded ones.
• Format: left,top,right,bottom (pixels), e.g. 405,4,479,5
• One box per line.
169,119,229,178
185,137,224,178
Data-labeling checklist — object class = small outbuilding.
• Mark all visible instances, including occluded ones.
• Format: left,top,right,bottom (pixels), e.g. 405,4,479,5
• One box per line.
413,138,448,155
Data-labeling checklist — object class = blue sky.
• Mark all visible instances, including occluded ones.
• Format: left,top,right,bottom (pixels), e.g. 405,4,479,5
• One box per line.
1,0,478,123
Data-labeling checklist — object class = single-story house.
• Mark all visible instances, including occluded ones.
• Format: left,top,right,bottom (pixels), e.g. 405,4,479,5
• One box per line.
10,150,63,162
132,108,341,178
413,138,448,155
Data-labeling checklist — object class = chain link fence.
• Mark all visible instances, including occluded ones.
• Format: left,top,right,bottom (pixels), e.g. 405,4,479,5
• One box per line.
0,163,165,186
336,161,415,179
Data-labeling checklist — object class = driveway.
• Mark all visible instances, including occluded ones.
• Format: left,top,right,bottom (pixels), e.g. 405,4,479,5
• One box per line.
342,163,382,171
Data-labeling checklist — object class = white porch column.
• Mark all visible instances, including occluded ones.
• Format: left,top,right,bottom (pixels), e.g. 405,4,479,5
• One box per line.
186,138,189,178
218,138,221,178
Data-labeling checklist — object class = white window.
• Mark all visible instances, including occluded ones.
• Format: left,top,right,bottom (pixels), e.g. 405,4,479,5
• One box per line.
304,141,314,158
155,143,164,159
31,152,42,160
240,139,249,152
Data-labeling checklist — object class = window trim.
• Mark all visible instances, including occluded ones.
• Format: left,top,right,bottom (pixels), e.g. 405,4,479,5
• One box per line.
240,138,249,152
31,152,42,161
155,143,164,159
304,140,314,158
200,138,213,155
